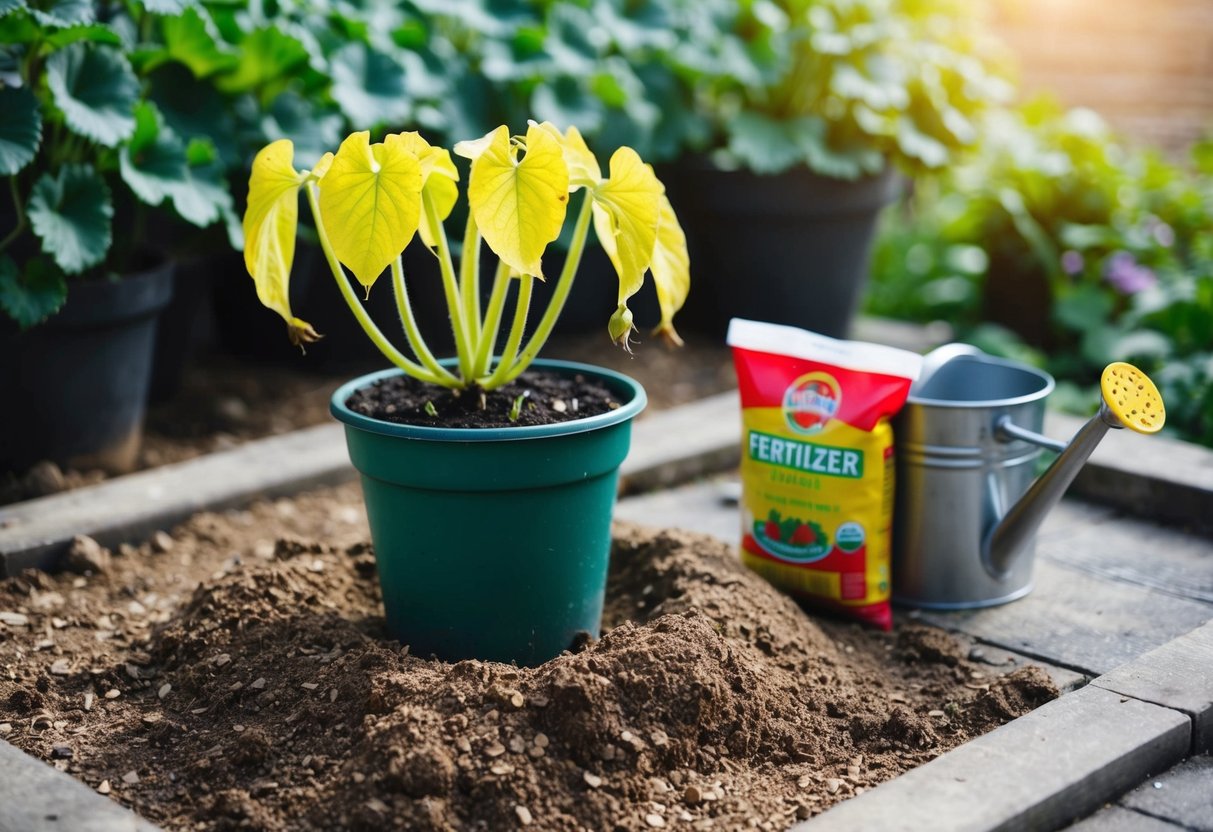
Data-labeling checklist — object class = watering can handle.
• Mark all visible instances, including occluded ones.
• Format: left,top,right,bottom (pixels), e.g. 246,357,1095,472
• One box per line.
993,415,1068,454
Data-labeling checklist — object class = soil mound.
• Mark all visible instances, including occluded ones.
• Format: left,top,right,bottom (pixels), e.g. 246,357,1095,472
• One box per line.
0,492,1058,831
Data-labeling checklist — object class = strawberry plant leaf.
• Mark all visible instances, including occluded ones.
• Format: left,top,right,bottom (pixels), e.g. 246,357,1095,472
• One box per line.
0,1,27,18
215,26,307,94
155,6,237,78
0,255,67,329
27,164,112,274
168,159,232,227
46,43,138,147
119,102,189,207
29,0,92,28
0,85,40,174
329,42,410,130
43,23,121,48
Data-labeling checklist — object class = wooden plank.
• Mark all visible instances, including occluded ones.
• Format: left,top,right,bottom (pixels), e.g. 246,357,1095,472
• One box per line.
1092,622,1213,753
0,739,160,831
1117,755,1213,830
1063,805,1188,832
619,391,740,494
795,686,1190,832
0,424,355,577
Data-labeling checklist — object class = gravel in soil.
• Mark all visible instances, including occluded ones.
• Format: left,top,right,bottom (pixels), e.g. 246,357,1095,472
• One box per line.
0,484,1056,831
0,335,734,505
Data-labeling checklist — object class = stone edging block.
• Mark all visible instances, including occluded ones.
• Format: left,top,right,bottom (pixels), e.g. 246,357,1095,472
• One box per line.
0,738,161,831
1091,620,1213,754
794,685,1190,832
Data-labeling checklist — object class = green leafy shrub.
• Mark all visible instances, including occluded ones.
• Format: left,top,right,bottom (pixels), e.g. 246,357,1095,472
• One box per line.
655,0,1011,177
868,101,1213,446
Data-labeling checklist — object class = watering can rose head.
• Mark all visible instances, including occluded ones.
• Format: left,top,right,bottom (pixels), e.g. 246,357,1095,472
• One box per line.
241,123,691,391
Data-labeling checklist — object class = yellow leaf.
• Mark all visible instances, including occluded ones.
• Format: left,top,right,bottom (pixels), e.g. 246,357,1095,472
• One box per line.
466,124,569,278
309,152,334,181
649,194,690,346
242,139,317,343
317,131,423,290
590,146,662,307
532,121,601,187
453,130,497,162
396,132,460,249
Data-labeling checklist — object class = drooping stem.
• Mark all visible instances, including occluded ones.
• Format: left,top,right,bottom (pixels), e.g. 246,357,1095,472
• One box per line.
472,259,512,378
0,178,25,254
305,184,455,387
501,191,594,383
483,274,533,389
423,190,474,380
459,211,482,349
391,256,460,385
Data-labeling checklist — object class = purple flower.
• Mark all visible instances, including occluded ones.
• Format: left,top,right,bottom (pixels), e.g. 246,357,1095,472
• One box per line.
1061,250,1084,275
1104,251,1157,295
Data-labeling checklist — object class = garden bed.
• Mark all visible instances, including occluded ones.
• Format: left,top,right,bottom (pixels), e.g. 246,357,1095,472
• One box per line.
0,483,1055,831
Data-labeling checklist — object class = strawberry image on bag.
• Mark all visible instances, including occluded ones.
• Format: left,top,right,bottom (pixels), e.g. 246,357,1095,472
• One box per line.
727,319,922,629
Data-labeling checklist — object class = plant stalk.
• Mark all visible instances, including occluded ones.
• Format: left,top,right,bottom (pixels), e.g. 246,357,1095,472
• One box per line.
484,274,534,389
459,211,482,349
0,178,25,254
501,192,594,383
423,190,475,381
391,256,460,385
305,184,455,387
472,260,512,378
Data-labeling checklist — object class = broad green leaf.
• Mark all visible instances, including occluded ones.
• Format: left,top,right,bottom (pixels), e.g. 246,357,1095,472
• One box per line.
140,0,192,13
329,42,409,130
318,131,422,290
396,131,459,249
0,85,40,174
157,6,237,78
119,103,189,207
0,255,66,329
258,91,343,169
30,0,92,28
46,43,138,147
649,193,690,346
243,139,317,345
44,23,122,48
589,146,661,307
27,164,112,274
532,76,604,138
727,111,822,176
466,124,569,278
216,26,306,94
147,63,238,166
168,159,232,227
0,1,27,18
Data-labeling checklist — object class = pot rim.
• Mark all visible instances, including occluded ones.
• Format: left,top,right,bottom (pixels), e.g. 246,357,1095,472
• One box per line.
329,358,647,442
907,354,1055,410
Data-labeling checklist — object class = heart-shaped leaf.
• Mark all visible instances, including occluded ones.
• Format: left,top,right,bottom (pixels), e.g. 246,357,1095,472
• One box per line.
46,43,138,147
649,194,690,346
0,255,67,329
0,85,40,174
465,124,569,278
119,103,189,207
27,164,113,274
590,146,661,306
318,131,422,290
242,139,317,345
395,131,459,249
329,42,410,130
533,121,601,188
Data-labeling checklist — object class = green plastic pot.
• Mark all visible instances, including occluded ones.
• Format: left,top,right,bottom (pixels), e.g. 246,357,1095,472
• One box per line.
330,359,647,665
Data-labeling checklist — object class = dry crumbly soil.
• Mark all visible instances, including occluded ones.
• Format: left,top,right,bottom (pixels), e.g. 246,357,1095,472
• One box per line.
0,483,1057,831
0,334,735,505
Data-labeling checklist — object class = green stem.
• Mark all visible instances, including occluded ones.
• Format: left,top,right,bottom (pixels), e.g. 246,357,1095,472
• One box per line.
391,256,461,385
459,211,482,350
501,191,594,383
305,184,455,387
423,190,474,380
0,178,25,255
483,274,533,389
472,260,512,377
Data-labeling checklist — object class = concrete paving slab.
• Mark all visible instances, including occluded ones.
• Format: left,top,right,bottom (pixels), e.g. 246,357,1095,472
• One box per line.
0,739,160,831
796,686,1190,832
1063,805,1188,832
1118,755,1213,832
1092,622,1213,753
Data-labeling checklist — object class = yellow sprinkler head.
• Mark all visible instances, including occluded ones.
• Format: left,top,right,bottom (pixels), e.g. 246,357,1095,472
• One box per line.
1100,362,1165,434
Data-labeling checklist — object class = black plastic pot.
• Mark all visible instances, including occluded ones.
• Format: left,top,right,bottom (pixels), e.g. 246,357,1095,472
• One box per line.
0,260,174,475
664,162,902,339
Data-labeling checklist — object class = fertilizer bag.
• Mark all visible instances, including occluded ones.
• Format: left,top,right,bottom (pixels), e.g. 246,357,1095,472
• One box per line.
727,319,922,629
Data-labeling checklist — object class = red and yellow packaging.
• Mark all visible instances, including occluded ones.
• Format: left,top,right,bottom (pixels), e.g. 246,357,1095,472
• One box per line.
727,319,922,629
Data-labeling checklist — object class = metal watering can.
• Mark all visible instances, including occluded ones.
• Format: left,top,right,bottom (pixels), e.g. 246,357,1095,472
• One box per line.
892,345,1165,609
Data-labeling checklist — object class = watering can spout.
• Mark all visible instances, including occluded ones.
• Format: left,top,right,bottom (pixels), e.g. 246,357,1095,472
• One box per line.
983,362,1165,577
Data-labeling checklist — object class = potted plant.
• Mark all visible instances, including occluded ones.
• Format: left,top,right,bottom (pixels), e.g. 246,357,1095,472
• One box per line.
651,0,1009,336
0,0,235,477
242,121,689,664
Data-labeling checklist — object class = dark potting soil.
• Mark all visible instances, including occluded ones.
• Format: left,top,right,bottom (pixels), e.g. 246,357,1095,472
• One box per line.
0,483,1058,831
345,370,621,429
